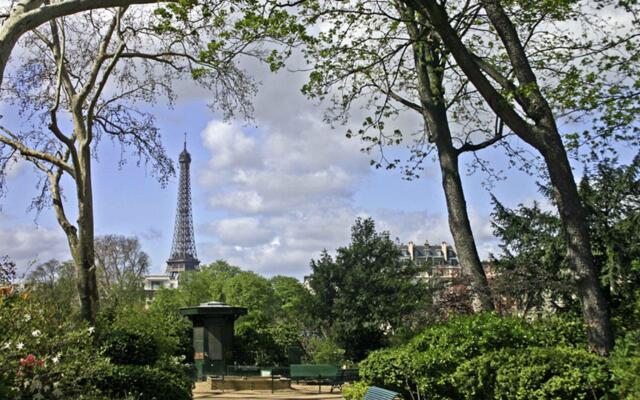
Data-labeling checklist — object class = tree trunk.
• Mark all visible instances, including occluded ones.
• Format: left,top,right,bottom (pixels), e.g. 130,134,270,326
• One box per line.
540,134,613,354
75,145,99,323
434,129,495,311
405,19,495,311
406,0,613,354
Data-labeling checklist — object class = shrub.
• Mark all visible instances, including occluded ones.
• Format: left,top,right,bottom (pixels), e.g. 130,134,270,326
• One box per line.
610,330,640,399
306,336,345,365
92,362,192,400
0,291,108,399
452,347,609,400
102,304,191,361
1,289,195,399
342,381,369,400
234,318,282,366
102,330,159,365
359,347,415,394
358,313,598,399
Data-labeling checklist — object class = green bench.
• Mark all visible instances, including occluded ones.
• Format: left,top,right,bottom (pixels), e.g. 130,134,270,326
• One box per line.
365,386,402,400
330,368,359,392
290,364,339,392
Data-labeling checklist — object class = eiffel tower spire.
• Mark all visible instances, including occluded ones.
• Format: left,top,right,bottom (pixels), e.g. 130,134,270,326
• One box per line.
167,134,199,278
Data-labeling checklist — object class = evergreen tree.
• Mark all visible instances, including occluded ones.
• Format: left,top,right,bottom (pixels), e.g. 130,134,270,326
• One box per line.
308,218,428,360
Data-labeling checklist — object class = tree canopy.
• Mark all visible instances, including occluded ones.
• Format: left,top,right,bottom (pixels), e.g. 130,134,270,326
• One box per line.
307,217,429,360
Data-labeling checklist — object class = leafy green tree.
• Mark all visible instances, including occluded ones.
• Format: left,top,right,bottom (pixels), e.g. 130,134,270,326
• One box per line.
234,318,302,366
177,260,242,307
306,337,345,365
25,260,79,321
491,200,576,316
491,155,640,328
0,0,306,324
307,217,429,361
301,0,496,312
270,275,313,327
402,0,640,354
223,271,279,321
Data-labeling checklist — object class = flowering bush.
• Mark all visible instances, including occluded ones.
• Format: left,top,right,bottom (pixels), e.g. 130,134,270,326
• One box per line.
1,289,194,399
0,291,107,399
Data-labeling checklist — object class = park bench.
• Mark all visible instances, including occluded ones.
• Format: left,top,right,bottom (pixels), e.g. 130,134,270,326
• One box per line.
364,386,402,400
329,368,359,392
290,364,339,393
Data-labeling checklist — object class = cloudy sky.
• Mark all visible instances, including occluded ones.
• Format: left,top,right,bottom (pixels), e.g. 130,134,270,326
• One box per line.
0,46,580,279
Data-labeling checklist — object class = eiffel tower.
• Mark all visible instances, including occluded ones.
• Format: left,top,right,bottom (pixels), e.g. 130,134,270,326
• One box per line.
166,135,200,280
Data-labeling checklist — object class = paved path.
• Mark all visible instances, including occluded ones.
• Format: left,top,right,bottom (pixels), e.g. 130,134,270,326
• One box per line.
193,382,344,400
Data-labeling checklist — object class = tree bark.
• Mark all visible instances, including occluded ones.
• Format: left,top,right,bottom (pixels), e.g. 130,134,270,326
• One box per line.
403,10,494,311
405,0,613,354
75,146,99,323
435,130,495,311
541,134,613,353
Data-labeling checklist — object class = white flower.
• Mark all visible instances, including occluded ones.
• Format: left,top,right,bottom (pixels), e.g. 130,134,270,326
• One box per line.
31,379,43,391
16,342,24,350
31,329,41,337
87,326,95,334
24,314,31,322
1,341,11,350
51,355,60,364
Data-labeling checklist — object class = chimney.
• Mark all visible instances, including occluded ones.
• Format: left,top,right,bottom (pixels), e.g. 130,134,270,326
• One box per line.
408,241,415,261
441,241,448,262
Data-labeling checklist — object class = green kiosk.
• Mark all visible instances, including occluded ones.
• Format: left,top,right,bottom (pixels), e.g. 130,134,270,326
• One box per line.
180,301,247,380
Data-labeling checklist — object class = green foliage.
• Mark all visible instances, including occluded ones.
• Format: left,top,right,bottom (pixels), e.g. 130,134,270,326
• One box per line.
151,0,310,91
234,317,302,366
103,303,191,361
306,337,345,364
358,313,593,399
610,330,640,399
452,347,609,400
342,381,369,400
270,275,313,326
0,291,105,399
25,260,79,322
307,218,429,361
102,330,159,366
177,260,242,306
223,271,279,320
491,155,640,321
157,260,312,366
91,362,192,400
0,288,194,399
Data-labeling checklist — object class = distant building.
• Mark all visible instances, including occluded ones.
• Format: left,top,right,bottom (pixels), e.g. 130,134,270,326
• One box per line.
302,240,462,288
144,137,200,302
398,240,462,281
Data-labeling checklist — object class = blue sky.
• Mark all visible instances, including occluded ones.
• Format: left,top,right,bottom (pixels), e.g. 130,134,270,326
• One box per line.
2,51,629,280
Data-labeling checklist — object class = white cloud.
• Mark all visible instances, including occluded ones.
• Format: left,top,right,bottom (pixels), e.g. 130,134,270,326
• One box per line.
0,224,70,276
202,121,260,169
191,52,498,277
213,217,274,247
